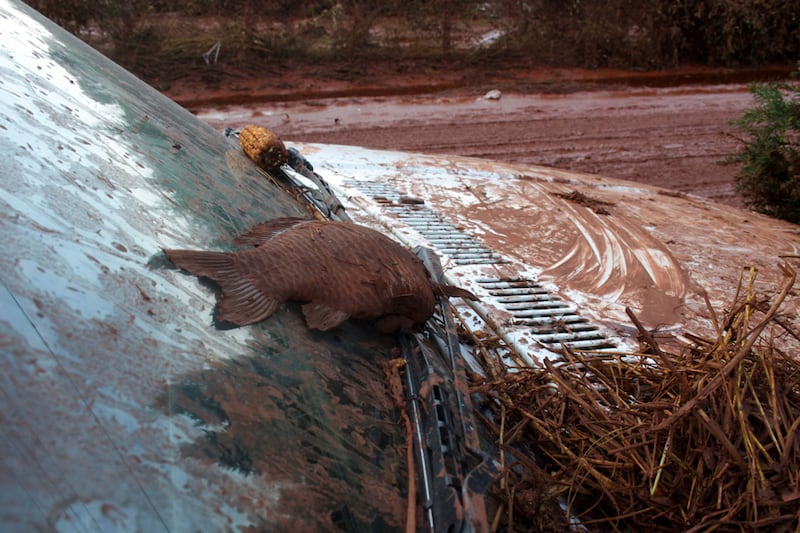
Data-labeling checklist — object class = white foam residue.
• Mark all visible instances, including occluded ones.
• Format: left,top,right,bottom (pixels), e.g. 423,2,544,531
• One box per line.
17,258,113,317
92,400,141,434
0,2,124,128
129,186,165,208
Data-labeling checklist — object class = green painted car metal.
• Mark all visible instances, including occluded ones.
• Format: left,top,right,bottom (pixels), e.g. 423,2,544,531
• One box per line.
0,1,409,530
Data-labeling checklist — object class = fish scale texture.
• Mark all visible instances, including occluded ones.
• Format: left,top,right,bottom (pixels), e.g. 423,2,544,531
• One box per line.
165,217,439,331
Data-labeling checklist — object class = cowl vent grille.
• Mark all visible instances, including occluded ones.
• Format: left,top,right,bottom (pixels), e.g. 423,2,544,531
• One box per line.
476,277,616,350
341,179,618,357
346,180,506,266
388,206,507,266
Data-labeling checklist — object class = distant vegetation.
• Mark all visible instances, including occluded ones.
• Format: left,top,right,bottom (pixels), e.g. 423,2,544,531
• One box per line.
26,0,800,82
727,65,800,224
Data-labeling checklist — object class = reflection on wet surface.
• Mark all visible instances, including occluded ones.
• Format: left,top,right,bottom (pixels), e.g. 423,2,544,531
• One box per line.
0,4,409,529
155,319,407,531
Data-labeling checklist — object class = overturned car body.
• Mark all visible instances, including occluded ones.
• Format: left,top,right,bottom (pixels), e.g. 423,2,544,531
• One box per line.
3,1,800,532
1,1,500,531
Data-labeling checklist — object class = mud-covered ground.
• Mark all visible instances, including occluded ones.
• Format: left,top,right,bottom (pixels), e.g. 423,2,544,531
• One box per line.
167,66,776,210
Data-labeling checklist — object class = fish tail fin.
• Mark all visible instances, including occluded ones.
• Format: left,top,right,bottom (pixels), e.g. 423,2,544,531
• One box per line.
164,249,279,326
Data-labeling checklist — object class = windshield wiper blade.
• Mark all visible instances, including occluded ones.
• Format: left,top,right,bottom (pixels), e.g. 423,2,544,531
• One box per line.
398,247,498,533
225,128,349,222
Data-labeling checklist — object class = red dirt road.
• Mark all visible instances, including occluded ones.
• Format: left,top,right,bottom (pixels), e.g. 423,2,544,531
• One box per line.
192,84,753,209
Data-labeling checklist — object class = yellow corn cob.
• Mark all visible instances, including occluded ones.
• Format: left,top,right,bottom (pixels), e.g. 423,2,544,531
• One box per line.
239,125,288,170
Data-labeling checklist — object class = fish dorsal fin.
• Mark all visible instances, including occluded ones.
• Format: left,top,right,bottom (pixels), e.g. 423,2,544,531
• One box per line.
233,217,313,247
301,303,350,331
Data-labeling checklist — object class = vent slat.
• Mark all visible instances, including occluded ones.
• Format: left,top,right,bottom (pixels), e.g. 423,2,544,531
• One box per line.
554,339,618,350
511,307,577,318
534,330,609,343
496,294,554,304
513,315,588,326
505,301,569,311
529,323,596,334
454,257,509,265
478,280,543,289
488,288,550,297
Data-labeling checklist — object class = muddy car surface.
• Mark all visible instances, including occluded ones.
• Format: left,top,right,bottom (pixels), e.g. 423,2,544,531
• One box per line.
0,2,418,530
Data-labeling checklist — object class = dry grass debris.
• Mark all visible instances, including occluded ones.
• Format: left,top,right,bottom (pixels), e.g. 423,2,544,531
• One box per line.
475,264,800,532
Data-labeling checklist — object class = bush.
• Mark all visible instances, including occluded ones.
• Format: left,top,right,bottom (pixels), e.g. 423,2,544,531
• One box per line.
727,66,800,224
491,0,800,68
658,0,800,66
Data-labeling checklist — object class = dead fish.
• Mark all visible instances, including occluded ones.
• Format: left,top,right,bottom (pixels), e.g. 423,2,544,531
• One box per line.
164,217,477,332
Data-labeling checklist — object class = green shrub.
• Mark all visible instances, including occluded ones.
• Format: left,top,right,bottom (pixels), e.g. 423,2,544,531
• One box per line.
658,0,800,66
727,66,800,224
